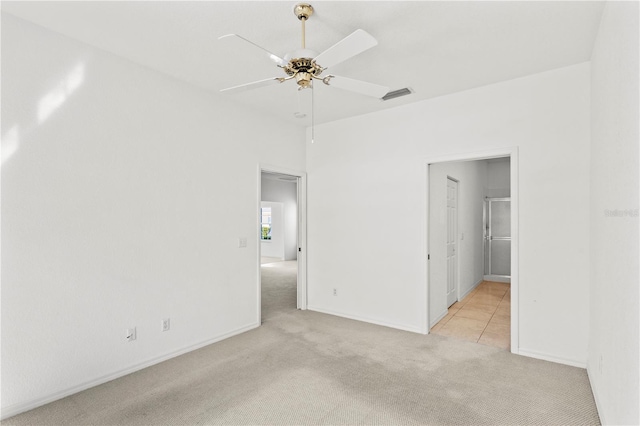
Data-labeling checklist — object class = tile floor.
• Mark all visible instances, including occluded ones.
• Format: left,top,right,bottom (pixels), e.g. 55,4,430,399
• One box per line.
431,281,510,349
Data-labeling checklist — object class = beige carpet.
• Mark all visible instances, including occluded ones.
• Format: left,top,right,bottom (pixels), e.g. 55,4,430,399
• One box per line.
3,261,600,425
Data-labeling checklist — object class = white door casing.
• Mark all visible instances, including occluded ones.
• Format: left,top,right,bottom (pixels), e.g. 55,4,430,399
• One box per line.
446,177,458,308
296,174,307,310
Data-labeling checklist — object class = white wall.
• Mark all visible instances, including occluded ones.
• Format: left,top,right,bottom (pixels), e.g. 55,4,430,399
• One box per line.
0,14,305,416
486,158,510,198
307,62,591,365
261,176,297,260
588,2,639,424
260,202,284,259
429,160,487,325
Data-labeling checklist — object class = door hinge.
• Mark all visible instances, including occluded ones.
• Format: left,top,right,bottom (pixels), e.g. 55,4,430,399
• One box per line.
428,254,430,260
298,247,302,252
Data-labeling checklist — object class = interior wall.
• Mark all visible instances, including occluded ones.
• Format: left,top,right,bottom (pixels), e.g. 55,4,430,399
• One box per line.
261,177,297,260
485,158,511,198
429,160,487,325
588,2,639,424
260,202,284,259
307,62,591,365
0,14,305,416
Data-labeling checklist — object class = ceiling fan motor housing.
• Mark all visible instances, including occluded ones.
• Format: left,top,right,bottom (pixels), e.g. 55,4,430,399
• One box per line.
283,49,323,88
284,57,322,77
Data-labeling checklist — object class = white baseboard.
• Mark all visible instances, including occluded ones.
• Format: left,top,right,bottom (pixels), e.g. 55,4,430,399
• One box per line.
518,348,587,368
307,306,422,334
459,278,484,301
0,322,260,421
430,309,448,330
586,365,606,425
483,275,511,283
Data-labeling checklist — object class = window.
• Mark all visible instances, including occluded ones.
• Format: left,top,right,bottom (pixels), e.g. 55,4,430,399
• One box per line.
261,207,272,240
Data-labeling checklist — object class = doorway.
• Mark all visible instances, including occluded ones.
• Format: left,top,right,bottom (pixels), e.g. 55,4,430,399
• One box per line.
426,149,518,353
258,166,307,324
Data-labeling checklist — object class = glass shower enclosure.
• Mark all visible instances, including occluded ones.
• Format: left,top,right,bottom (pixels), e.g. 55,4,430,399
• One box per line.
484,197,511,281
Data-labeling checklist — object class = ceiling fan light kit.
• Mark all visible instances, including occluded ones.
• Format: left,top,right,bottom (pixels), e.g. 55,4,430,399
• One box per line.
219,3,389,98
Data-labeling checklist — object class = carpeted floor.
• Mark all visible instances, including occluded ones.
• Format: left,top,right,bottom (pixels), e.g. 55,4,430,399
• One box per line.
3,261,600,425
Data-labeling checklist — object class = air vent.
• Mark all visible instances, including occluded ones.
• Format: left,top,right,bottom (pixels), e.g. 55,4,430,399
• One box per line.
382,88,413,101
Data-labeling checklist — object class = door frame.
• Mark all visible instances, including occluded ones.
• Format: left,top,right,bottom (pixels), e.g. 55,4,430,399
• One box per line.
425,147,519,354
258,164,308,325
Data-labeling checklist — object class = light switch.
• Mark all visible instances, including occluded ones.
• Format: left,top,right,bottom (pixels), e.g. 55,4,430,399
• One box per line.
238,237,247,248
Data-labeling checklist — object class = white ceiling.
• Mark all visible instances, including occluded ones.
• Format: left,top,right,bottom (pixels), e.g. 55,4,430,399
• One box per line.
2,1,605,127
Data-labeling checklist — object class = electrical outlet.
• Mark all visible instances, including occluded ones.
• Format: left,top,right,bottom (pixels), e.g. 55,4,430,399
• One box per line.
126,327,136,342
333,288,337,296
238,237,247,248
162,318,170,332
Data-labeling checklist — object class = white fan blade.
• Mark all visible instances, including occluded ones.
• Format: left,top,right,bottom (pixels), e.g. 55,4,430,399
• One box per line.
219,34,287,67
313,29,378,69
324,75,388,98
221,78,283,94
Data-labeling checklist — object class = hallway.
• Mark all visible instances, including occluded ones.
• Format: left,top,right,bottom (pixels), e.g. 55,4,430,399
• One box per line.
261,259,297,322
431,281,510,349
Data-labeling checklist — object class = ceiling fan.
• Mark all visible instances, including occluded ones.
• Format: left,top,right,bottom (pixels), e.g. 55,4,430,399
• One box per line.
219,3,389,98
